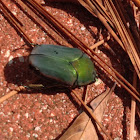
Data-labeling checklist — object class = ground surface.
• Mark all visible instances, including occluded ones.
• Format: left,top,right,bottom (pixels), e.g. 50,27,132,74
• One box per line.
0,0,140,140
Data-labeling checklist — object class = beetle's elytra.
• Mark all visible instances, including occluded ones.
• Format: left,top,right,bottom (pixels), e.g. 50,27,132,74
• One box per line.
29,44,97,87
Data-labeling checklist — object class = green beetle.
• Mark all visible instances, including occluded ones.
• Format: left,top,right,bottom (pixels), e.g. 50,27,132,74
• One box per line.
29,44,97,87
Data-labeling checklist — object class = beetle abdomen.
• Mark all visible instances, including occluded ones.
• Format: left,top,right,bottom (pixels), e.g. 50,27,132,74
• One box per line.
29,44,96,87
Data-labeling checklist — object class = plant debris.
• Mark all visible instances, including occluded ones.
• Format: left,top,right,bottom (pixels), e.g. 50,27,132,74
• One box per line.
0,0,140,139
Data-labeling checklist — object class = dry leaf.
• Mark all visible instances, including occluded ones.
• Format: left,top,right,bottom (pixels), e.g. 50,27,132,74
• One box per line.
90,83,116,123
59,112,98,140
90,88,110,123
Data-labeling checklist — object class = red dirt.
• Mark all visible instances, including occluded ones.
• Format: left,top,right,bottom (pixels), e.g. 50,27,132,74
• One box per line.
0,0,140,140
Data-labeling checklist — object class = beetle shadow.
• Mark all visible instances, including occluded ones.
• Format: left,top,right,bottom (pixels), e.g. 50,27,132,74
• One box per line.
4,56,66,93
4,56,80,106
4,56,32,87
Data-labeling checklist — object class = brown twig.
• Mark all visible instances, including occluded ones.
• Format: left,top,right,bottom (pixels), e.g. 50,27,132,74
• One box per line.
136,106,140,118
130,71,137,140
0,86,25,103
90,35,110,49
83,85,88,104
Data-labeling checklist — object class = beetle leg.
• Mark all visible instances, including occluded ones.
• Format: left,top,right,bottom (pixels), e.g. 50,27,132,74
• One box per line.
26,84,44,89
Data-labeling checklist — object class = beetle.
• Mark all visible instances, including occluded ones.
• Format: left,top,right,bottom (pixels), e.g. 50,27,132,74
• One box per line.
29,44,97,88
